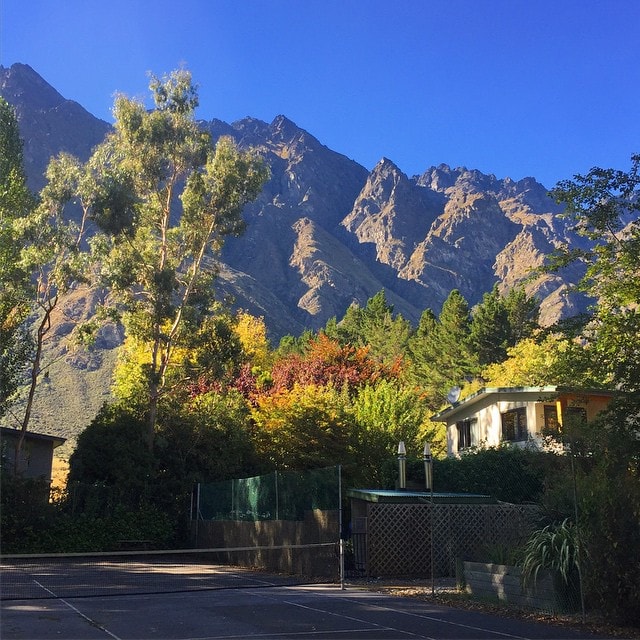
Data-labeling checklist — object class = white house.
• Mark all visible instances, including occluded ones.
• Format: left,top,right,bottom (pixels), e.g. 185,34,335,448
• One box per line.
431,386,615,457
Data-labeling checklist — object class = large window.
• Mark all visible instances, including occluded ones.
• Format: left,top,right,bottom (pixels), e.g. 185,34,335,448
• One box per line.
456,419,473,451
543,404,587,437
501,407,527,442
543,405,560,436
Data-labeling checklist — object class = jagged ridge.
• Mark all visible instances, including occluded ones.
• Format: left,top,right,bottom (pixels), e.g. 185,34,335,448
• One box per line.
0,63,598,444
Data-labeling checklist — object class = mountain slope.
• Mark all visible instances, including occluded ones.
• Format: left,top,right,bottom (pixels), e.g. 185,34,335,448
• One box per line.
0,63,111,194
1,62,589,334
0,63,599,444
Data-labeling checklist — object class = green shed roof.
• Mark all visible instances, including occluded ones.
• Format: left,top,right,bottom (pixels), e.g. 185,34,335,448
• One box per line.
347,488,496,504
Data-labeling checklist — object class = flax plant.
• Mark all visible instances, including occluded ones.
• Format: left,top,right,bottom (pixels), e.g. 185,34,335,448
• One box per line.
519,518,581,587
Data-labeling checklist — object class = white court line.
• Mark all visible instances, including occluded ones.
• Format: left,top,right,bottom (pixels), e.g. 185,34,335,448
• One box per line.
247,586,531,640
244,588,433,639
31,579,121,640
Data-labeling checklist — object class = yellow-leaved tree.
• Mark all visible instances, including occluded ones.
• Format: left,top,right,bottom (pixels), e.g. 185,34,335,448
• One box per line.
251,384,353,471
482,333,605,388
234,311,271,370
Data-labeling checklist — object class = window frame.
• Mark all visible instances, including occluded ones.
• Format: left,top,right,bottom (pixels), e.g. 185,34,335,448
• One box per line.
456,417,476,451
501,407,528,442
543,404,561,436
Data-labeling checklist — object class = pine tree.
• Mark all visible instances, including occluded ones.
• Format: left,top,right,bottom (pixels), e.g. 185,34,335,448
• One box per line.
409,291,478,406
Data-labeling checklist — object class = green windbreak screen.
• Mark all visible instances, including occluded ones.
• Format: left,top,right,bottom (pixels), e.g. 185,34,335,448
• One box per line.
197,466,340,521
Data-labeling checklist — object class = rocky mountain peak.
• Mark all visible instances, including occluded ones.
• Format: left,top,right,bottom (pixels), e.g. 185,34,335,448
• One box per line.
0,63,66,111
3,62,619,446
0,63,111,193
1,63,599,336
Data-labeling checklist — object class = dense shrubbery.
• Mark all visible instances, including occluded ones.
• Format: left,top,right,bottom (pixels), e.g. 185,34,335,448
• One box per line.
544,394,640,624
1,474,173,553
432,446,551,504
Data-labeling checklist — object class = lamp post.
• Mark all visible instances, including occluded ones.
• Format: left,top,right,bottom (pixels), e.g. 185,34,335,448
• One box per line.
423,442,432,491
397,441,407,489
424,441,435,595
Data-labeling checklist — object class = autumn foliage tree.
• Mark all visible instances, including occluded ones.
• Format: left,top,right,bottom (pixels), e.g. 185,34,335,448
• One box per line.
269,333,394,394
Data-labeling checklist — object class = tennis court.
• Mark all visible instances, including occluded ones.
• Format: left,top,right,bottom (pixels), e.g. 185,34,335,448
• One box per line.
1,553,605,639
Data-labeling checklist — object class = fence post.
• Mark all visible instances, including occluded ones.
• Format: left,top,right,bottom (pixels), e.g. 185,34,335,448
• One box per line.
338,465,344,590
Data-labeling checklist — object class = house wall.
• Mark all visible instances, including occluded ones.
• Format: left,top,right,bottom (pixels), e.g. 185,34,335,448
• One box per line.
446,391,613,456
0,432,56,481
447,395,501,455
557,392,611,423
448,395,541,454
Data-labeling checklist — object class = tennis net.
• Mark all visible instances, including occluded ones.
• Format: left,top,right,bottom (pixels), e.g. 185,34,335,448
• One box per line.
0,543,339,601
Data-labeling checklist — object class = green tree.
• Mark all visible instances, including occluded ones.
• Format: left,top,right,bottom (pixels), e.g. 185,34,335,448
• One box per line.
504,286,540,344
469,285,540,366
336,290,411,365
7,149,102,468
68,404,155,494
0,98,35,418
408,290,478,407
550,154,640,391
469,285,511,365
92,69,268,444
542,155,640,624
276,329,315,357
350,379,434,486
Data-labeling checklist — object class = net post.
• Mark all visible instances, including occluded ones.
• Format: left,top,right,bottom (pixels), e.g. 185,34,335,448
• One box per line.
338,464,345,590
193,483,201,545
274,470,279,521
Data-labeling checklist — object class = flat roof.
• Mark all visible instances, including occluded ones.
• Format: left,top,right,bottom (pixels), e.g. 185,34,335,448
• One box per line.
431,385,616,423
347,488,496,504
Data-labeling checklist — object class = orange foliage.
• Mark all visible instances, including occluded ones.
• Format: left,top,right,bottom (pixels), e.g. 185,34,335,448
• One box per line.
270,333,394,394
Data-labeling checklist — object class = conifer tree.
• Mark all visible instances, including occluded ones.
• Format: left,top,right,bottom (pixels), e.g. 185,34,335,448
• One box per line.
335,290,410,365
469,285,539,366
409,290,477,406
469,285,510,366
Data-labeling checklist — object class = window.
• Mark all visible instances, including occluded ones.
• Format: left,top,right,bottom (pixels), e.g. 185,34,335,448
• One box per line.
543,405,560,436
456,418,476,451
501,407,527,442
543,404,587,436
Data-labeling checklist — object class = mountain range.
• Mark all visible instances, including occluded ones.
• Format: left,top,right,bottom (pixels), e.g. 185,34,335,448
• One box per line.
0,63,593,445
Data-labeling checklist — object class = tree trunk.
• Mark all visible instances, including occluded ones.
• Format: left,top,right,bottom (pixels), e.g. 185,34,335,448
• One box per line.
14,306,51,475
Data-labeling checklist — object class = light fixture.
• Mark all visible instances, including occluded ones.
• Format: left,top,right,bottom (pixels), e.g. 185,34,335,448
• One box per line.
397,441,406,489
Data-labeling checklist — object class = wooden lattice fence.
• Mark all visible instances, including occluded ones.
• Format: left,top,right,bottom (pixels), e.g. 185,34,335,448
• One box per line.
355,503,539,578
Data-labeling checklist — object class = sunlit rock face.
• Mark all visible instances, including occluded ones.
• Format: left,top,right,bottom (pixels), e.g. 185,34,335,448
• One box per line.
2,62,592,340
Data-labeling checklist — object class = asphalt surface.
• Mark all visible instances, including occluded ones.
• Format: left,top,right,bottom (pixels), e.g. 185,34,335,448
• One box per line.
1,580,611,639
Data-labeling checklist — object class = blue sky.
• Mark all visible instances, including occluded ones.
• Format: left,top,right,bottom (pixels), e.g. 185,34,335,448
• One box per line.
1,0,639,188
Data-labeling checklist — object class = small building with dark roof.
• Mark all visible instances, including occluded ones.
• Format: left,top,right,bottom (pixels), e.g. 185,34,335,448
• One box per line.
0,426,65,482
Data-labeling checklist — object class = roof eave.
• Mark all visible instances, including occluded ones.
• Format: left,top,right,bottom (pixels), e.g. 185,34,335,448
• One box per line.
431,385,616,423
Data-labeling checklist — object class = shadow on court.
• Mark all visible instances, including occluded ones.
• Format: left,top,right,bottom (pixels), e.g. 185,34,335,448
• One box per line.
1,579,609,639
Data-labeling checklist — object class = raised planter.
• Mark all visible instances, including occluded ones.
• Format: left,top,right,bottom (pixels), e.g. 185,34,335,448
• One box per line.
463,561,576,613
